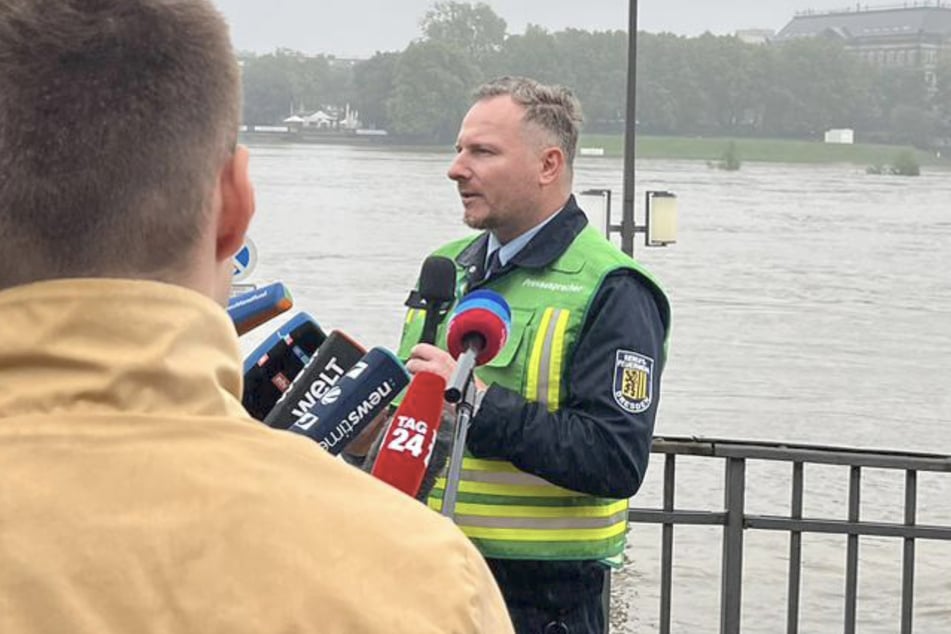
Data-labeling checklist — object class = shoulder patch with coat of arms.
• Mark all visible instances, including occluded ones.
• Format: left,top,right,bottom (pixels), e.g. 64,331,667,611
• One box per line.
613,349,654,413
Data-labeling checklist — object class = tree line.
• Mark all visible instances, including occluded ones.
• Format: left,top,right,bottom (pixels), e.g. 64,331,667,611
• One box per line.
239,1,951,149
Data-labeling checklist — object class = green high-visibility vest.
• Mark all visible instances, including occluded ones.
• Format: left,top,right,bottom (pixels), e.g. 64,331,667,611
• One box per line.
398,225,670,560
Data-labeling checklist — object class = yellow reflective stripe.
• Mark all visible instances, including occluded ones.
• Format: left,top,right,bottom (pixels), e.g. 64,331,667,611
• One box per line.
546,309,571,411
432,477,580,497
404,308,423,325
459,522,628,543
524,307,554,403
457,510,628,530
461,457,523,473
456,469,558,488
450,499,628,519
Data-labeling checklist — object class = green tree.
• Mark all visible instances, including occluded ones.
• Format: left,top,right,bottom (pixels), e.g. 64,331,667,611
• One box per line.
551,29,628,132
387,40,481,143
240,49,347,125
637,32,695,134
352,52,401,130
492,24,561,84
420,1,506,66
763,38,869,139
241,53,293,125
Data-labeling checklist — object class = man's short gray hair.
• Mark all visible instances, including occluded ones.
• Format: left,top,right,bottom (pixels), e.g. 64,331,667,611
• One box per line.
474,76,584,168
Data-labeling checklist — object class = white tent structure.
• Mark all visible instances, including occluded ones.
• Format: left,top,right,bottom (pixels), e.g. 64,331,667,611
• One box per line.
303,110,336,129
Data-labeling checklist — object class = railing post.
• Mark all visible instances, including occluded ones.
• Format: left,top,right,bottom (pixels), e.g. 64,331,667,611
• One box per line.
660,454,676,634
901,470,917,634
721,457,746,634
787,462,804,634
845,466,861,634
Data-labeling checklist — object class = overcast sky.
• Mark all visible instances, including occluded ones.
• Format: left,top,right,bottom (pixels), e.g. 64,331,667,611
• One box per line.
214,0,871,58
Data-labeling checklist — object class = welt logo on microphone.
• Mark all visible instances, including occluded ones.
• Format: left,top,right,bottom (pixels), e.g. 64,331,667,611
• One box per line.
294,380,398,451
288,357,349,418
292,359,401,452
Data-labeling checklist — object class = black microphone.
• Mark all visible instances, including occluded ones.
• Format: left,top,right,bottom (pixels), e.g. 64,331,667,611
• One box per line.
288,347,410,455
241,312,327,421
417,255,457,345
263,330,366,429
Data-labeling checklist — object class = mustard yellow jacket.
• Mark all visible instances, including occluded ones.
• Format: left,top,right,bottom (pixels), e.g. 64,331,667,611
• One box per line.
0,279,512,634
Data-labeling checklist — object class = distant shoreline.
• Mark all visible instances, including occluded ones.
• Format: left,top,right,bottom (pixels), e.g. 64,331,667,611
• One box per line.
239,130,949,168
580,134,948,168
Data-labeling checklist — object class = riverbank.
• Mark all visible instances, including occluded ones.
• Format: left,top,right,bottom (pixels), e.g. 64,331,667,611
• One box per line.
580,134,947,167
239,129,949,168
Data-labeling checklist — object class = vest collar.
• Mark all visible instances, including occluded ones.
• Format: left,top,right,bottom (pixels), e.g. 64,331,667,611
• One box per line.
0,279,248,420
456,195,588,274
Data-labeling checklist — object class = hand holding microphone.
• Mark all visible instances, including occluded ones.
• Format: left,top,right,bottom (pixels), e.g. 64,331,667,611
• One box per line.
405,290,511,402
404,290,511,518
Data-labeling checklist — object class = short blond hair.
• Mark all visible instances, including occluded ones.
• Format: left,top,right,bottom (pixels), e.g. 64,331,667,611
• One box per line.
474,76,584,168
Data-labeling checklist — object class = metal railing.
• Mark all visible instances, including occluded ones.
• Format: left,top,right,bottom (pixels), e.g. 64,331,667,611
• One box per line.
626,436,951,634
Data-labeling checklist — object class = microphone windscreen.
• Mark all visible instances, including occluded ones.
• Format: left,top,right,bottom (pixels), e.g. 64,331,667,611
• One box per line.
241,313,327,420
418,256,457,304
228,282,294,336
289,347,410,455
370,371,446,497
446,290,511,365
263,330,366,429
462,289,512,321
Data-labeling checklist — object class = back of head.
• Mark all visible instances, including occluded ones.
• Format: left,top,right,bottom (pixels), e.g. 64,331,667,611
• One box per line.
0,0,240,290
474,76,583,172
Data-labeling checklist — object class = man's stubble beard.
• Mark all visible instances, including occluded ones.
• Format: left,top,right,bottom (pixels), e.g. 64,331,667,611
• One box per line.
463,205,499,232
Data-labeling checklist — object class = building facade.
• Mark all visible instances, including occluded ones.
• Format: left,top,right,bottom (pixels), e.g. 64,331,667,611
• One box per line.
775,3,951,86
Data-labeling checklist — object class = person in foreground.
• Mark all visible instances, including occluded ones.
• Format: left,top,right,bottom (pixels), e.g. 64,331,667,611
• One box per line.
0,1,512,632
399,77,671,633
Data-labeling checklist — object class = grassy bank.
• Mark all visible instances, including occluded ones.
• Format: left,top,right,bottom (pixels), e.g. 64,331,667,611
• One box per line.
579,134,945,167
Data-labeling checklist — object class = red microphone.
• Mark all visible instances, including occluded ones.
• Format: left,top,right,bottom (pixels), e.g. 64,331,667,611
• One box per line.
370,371,446,498
444,290,511,403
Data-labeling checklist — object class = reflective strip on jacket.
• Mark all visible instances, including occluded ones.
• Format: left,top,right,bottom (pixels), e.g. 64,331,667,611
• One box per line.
398,224,670,560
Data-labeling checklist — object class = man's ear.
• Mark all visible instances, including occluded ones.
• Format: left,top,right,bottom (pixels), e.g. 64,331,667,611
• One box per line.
215,144,255,263
538,146,566,186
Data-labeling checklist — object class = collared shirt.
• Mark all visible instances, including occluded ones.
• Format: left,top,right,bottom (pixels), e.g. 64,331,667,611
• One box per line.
486,207,562,269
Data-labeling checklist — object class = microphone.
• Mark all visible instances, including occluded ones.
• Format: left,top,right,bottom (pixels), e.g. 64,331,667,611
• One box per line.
228,282,293,336
241,312,327,421
370,371,446,498
444,289,512,403
417,255,457,345
288,347,410,455
262,330,366,429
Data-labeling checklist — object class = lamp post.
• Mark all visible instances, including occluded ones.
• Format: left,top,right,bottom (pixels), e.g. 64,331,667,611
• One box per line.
622,0,639,256
580,188,678,249
579,2,678,256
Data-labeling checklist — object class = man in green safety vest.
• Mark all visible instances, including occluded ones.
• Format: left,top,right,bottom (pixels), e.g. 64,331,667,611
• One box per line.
399,76,671,633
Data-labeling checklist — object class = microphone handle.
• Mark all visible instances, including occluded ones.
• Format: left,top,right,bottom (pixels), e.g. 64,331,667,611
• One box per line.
441,381,476,520
445,347,478,403
419,306,441,346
